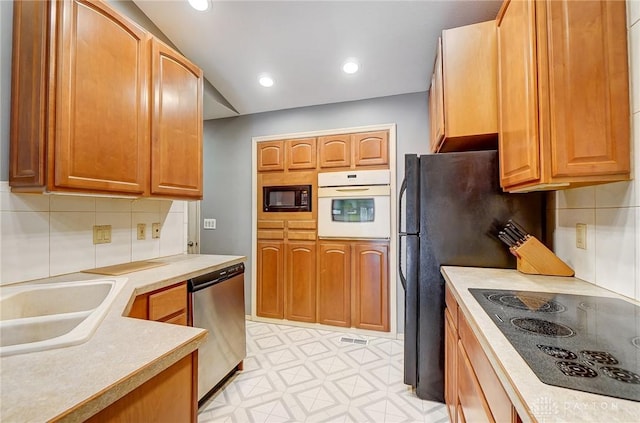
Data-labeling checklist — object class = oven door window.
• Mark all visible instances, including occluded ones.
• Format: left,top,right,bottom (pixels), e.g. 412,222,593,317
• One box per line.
331,198,375,222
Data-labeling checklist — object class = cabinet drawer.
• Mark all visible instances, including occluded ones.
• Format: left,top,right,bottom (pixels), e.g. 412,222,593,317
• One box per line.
258,230,285,240
459,312,512,423
287,231,316,241
287,220,316,230
163,312,187,326
258,220,285,229
149,283,187,322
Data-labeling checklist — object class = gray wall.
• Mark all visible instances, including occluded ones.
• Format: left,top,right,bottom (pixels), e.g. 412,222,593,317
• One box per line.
201,92,431,331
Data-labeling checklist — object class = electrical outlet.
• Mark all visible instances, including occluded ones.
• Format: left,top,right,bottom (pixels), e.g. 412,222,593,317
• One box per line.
137,223,146,240
576,223,587,249
93,225,112,244
203,218,216,230
152,222,161,239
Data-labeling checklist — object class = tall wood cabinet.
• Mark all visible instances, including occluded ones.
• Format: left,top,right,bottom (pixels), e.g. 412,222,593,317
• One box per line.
429,21,498,153
9,0,203,199
317,242,352,327
497,0,630,192
256,240,285,319
285,241,317,323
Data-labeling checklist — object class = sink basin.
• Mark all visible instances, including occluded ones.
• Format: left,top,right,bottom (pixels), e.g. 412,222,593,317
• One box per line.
0,278,127,357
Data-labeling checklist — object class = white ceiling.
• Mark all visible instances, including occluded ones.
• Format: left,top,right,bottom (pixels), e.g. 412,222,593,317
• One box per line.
133,0,502,120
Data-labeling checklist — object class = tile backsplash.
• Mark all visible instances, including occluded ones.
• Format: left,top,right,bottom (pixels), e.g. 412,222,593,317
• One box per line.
551,1,640,301
0,181,188,285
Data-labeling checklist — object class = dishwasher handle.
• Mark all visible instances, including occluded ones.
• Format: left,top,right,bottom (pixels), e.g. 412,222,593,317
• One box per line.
188,263,245,292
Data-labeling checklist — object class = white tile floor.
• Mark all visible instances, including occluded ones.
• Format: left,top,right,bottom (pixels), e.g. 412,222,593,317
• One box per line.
198,321,449,423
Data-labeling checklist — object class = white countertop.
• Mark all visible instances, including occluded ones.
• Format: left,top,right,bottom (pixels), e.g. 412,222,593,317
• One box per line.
0,254,246,423
441,266,640,423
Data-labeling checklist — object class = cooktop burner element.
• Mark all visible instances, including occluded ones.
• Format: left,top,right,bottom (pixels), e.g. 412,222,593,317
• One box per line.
511,317,574,337
469,288,640,402
488,293,565,313
600,367,640,384
537,345,578,360
556,361,598,378
580,350,619,366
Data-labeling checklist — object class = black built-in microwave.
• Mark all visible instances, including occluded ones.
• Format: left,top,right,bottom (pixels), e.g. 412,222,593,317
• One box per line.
263,185,312,212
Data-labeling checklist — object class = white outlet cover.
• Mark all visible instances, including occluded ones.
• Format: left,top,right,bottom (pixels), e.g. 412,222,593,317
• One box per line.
576,223,587,249
204,218,216,230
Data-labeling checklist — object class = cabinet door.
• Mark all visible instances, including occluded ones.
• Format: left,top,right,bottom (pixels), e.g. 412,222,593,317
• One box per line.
545,0,630,178
285,241,316,323
317,242,350,327
442,21,498,139
286,138,317,170
457,341,493,423
353,131,388,167
54,0,150,194
258,141,285,172
151,40,203,199
445,308,458,423
352,242,389,331
497,0,541,188
429,38,445,152
318,135,351,168
257,240,284,319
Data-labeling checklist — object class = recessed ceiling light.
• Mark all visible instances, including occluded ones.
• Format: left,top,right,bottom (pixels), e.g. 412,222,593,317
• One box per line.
259,75,274,88
188,0,210,12
342,60,359,74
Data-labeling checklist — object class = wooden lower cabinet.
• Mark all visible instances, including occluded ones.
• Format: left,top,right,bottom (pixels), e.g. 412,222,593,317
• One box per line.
317,240,389,331
85,353,197,423
285,241,316,323
257,240,285,319
317,242,351,327
445,283,520,423
352,243,389,331
128,282,187,325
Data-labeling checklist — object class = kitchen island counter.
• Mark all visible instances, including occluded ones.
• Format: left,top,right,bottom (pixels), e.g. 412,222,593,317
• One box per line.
0,254,245,423
442,266,640,423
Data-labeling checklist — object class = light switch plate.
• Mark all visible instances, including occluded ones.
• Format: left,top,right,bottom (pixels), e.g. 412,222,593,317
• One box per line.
93,225,112,244
576,223,587,249
203,218,216,230
137,223,146,240
152,223,161,239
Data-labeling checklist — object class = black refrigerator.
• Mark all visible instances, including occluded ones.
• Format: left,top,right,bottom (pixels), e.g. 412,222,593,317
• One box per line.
398,150,544,402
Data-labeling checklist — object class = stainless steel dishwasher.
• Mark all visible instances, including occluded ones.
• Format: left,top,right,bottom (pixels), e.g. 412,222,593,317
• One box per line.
188,263,246,404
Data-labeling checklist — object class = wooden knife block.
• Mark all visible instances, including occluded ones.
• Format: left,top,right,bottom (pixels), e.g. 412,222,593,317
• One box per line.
511,236,575,277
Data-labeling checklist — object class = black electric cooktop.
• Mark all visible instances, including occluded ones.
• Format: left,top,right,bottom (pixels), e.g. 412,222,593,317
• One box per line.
469,289,640,402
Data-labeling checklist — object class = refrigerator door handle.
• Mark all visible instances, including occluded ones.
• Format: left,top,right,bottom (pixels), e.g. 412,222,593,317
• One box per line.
398,233,407,291
398,177,408,291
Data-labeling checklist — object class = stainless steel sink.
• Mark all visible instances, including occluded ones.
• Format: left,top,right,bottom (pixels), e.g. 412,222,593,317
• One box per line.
0,278,127,357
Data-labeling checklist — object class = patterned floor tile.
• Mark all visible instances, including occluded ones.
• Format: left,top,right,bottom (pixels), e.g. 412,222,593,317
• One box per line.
199,321,448,423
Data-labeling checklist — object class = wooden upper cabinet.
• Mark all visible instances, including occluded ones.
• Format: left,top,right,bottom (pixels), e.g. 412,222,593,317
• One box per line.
430,21,498,153
10,0,150,195
429,39,445,153
319,131,389,169
352,242,389,332
497,0,630,192
353,131,389,167
286,138,316,170
9,0,204,199
257,141,285,172
150,40,203,199
318,135,351,168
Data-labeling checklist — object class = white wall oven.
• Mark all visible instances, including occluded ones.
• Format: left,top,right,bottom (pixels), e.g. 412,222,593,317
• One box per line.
318,170,391,239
